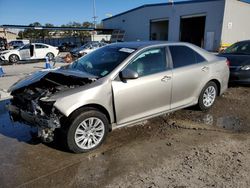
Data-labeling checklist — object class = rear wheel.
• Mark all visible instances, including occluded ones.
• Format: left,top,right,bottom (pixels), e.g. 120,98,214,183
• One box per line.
9,54,19,63
46,52,55,61
64,108,109,153
198,81,218,111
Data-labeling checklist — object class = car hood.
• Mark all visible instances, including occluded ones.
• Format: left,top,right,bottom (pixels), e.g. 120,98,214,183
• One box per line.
0,50,15,54
218,53,250,66
8,67,98,92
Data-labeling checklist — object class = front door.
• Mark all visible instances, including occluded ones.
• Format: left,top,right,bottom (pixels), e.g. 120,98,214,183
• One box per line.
112,47,172,125
19,44,31,60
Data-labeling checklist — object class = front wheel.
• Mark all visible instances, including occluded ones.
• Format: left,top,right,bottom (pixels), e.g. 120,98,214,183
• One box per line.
9,54,19,63
198,81,218,111
65,108,109,153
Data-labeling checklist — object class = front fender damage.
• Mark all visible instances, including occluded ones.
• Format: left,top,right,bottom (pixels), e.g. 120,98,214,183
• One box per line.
7,70,96,142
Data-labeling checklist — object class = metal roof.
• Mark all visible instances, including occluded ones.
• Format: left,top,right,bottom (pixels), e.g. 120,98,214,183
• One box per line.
0,25,113,32
102,0,249,21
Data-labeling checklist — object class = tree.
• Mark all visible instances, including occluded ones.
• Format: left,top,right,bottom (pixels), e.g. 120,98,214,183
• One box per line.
17,21,97,41
18,22,54,39
59,21,92,39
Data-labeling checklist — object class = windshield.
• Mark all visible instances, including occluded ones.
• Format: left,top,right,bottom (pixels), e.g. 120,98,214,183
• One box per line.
79,43,91,50
222,41,250,55
78,42,105,51
69,45,135,77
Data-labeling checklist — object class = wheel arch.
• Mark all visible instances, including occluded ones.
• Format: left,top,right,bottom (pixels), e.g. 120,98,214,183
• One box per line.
67,103,112,131
8,53,21,61
208,79,221,96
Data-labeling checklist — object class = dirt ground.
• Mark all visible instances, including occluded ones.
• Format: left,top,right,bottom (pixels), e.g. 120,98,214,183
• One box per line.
0,86,250,188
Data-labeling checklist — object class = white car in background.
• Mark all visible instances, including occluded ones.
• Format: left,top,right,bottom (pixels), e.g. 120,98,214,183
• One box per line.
0,43,59,63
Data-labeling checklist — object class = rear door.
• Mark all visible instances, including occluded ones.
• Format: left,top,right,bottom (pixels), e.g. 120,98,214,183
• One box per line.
112,47,172,125
35,44,49,58
169,45,209,109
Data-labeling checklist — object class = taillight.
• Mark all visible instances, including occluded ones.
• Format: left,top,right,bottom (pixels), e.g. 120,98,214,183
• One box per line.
226,59,230,67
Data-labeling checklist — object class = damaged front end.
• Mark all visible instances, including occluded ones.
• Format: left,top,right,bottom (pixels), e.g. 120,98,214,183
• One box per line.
7,69,96,142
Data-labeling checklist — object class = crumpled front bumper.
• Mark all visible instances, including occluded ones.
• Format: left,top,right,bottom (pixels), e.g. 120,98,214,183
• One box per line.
7,104,61,129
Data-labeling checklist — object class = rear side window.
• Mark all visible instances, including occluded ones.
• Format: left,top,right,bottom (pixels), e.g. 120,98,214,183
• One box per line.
35,44,48,49
169,46,206,68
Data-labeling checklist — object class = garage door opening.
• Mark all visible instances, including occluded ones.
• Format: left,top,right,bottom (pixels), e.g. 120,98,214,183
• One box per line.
180,15,206,47
150,19,169,41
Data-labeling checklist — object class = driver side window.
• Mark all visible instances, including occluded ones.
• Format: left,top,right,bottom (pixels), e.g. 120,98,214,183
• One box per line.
126,47,167,77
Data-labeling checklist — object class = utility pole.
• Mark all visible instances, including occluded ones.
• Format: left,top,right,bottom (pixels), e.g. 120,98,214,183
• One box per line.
169,0,174,6
93,0,98,29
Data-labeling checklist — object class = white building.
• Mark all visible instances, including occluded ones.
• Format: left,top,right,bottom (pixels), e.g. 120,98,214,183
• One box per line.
103,0,250,51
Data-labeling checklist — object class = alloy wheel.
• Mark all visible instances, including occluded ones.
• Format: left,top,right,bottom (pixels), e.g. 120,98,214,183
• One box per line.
74,117,105,150
203,86,216,107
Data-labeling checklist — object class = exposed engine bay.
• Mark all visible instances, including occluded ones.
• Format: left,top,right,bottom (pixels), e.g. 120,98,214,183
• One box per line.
7,71,95,142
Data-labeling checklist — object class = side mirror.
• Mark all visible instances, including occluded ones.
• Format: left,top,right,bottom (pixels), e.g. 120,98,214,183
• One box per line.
119,69,139,80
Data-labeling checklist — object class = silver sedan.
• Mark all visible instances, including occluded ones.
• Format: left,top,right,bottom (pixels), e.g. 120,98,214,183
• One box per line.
8,41,229,153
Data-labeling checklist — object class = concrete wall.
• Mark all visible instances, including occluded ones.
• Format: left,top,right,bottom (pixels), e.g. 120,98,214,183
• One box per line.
221,0,250,45
0,28,17,41
103,0,225,51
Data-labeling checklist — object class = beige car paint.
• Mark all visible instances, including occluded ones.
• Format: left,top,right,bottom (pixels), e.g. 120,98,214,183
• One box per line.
51,42,229,129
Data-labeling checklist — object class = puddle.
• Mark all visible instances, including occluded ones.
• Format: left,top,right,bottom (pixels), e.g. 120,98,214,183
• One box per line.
202,114,244,131
0,99,36,142
171,110,249,132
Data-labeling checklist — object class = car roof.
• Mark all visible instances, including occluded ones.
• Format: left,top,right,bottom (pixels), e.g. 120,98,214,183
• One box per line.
108,41,167,49
234,40,250,44
33,43,49,45
107,41,206,49
108,41,218,61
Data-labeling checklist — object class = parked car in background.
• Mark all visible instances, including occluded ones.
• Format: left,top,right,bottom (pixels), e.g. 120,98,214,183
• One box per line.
0,43,59,63
8,40,29,49
58,42,77,52
218,40,250,84
70,41,107,57
7,41,229,153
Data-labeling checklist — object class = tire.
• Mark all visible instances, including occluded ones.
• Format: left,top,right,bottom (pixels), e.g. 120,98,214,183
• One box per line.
198,81,218,111
9,54,19,63
46,53,55,61
64,108,109,153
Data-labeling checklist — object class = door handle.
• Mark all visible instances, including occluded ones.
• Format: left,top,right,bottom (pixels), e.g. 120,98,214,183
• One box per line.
161,75,172,82
201,66,209,72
